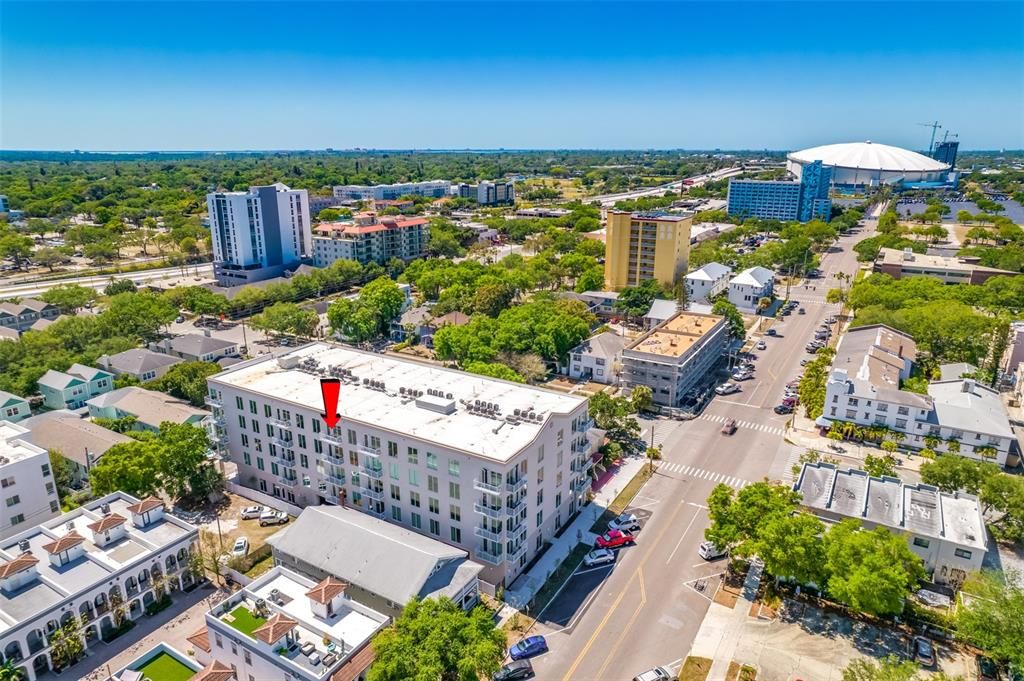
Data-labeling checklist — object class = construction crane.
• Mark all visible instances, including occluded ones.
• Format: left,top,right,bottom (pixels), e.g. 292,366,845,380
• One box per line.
917,121,942,154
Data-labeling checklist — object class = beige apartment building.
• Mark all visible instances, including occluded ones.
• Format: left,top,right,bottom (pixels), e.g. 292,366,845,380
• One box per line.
206,343,596,589
604,210,693,290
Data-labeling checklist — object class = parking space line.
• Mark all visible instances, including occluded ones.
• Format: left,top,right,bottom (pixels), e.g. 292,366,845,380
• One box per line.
666,506,703,565
574,564,615,577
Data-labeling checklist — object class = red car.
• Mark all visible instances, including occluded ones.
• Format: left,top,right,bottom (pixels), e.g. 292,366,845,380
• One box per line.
595,529,635,549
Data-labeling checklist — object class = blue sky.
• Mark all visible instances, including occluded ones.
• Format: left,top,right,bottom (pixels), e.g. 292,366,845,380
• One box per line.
2,1,1022,151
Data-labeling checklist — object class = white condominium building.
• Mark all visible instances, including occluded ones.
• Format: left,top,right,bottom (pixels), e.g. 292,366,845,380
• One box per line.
1,422,61,540
206,343,596,588
332,180,451,202
0,493,199,681
206,183,312,286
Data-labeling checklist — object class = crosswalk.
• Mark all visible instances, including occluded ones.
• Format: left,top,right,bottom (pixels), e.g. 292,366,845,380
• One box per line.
699,413,785,437
657,461,751,489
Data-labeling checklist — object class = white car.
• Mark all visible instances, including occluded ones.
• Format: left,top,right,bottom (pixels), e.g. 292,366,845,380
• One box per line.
756,340,767,350
715,382,740,396
698,540,728,561
609,513,641,532
230,537,249,557
732,370,753,381
259,510,289,527
583,548,616,568
240,505,265,520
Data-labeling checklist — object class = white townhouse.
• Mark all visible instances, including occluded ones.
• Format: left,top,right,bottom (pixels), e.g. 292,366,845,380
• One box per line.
684,262,732,304
728,266,774,311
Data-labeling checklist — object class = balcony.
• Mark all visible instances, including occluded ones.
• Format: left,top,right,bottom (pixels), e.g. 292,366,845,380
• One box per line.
574,418,594,432
363,486,384,501
326,472,345,486
359,446,381,459
278,476,298,488
505,476,527,494
279,456,297,469
476,545,503,566
574,477,591,493
272,418,293,430
511,525,527,546
508,543,527,563
474,525,504,542
324,450,345,466
473,503,503,521
272,437,295,450
506,498,524,517
323,494,340,505
474,478,503,496
366,503,386,518
318,431,345,446
363,465,384,480
204,395,222,409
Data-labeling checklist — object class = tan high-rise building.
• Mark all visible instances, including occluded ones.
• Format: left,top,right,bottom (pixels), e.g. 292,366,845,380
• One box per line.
604,210,693,290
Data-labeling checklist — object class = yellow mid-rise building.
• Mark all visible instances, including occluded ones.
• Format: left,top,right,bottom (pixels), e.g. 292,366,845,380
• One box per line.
604,210,692,290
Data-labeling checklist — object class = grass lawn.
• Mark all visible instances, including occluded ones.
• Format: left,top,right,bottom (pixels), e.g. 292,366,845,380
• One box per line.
244,552,275,579
224,604,267,637
527,542,590,615
680,656,713,681
590,463,655,534
134,652,196,681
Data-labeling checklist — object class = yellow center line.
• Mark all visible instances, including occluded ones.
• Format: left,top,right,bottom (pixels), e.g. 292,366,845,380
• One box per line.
559,499,689,681
593,568,647,680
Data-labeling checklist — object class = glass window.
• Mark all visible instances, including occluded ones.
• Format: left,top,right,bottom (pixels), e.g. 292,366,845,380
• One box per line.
427,452,437,470
450,504,461,522
954,548,972,559
411,512,422,529
410,491,420,508
408,447,418,464
913,537,930,548
449,482,460,500
448,459,460,477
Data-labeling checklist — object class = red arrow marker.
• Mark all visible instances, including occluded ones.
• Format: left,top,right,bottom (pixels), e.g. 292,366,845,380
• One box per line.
320,378,341,429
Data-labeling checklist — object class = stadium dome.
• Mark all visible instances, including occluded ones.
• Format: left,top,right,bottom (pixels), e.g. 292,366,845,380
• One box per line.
786,141,952,187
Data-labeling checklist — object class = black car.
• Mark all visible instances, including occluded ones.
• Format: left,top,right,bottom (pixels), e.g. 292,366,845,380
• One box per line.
774,404,794,415
976,655,1001,681
493,659,534,681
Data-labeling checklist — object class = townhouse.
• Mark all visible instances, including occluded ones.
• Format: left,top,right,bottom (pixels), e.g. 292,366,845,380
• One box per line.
37,364,113,411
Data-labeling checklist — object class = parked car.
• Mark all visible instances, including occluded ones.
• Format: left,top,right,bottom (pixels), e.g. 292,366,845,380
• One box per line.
774,404,794,415
493,659,534,681
595,529,635,549
798,308,806,314
698,540,728,560
633,667,678,681
609,513,641,532
721,419,737,435
766,328,777,336
230,537,249,557
259,510,289,527
913,637,936,667
782,396,798,407
826,316,837,324
240,505,265,520
732,370,754,381
715,382,740,396
976,655,1001,681
583,548,616,568
755,340,766,350
509,636,548,661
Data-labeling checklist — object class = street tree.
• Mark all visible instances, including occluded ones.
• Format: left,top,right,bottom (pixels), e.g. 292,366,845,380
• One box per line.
368,597,505,681
704,481,800,557
822,519,926,617
954,570,1024,667
155,422,221,502
711,298,746,338
146,361,221,406
88,440,162,498
863,454,898,478
755,511,827,586
40,283,96,313
920,456,1000,495
630,385,653,414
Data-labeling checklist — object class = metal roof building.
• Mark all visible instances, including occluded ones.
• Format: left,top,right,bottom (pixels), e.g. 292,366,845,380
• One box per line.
787,141,952,188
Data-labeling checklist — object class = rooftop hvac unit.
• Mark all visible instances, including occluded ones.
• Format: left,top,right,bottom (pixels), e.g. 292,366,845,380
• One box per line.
400,387,406,395
363,378,369,385
100,503,111,515
446,393,453,399
18,539,30,552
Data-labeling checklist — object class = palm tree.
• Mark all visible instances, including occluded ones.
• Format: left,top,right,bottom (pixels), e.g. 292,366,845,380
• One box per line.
923,435,942,450
946,438,961,454
0,659,25,681
49,617,83,671
975,445,998,461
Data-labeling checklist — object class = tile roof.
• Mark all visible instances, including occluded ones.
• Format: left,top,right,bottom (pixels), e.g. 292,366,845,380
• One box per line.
252,612,298,644
126,496,163,515
186,626,212,653
189,659,234,681
305,576,349,604
330,644,375,681
87,513,127,533
41,531,86,555
0,552,39,578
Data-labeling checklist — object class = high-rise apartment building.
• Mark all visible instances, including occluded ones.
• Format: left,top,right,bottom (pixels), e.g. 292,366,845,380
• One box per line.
206,343,596,589
1,421,61,539
206,183,312,286
312,212,429,267
332,181,451,202
604,211,692,290
726,161,832,222
456,181,516,205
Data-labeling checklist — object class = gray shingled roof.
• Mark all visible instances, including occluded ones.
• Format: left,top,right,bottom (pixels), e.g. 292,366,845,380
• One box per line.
100,349,182,376
19,411,131,466
168,334,237,357
267,506,482,605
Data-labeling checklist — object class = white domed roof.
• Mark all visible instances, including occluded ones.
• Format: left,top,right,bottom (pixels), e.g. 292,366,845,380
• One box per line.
787,141,949,172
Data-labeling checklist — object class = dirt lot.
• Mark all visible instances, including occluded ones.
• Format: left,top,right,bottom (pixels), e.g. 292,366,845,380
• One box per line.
199,492,293,556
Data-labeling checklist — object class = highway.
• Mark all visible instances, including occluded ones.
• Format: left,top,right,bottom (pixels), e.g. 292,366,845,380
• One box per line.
0,263,213,298
528,221,872,680
590,167,746,207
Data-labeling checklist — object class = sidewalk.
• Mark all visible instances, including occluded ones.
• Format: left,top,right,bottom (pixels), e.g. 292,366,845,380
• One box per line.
503,455,647,609
786,413,927,476
692,561,764,681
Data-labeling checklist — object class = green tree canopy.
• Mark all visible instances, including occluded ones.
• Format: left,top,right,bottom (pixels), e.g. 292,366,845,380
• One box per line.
40,283,97,313
711,298,746,338
955,570,1024,667
145,361,221,406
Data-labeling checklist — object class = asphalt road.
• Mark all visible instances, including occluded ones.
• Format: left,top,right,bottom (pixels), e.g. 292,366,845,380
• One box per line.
0,263,214,298
527,222,873,680
591,168,745,207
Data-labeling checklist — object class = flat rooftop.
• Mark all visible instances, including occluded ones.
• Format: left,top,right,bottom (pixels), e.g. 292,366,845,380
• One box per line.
0,493,196,634
609,209,694,221
0,421,47,465
795,463,986,551
625,312,724,359
210,343,586,462
877,247,1017,274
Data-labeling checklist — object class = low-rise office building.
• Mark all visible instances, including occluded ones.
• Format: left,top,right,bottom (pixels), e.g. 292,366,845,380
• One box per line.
0,494,199,681
333,180,451,202
874,247,1021,285
567,331,627,384
621,312,729,407
1,422,61,540
312,212,429,268
86,387,208,432
206,342,595,588
728,266,775,311
37,364,114,411
795,462,986,586
0,391,31,423
824,325,1015,465
191,566,387,681
685,262,732,304
268,505,482,617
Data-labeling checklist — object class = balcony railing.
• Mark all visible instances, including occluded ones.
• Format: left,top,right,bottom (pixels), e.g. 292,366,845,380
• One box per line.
323,494,340,505
506,498,524,517
204,396,222,409
279,456,297,469
272,418,293,430
505,476,527,494
359,446,381,459
363,486,384,501
326,472,345,486
474,525,504,542
363,465,384,480
476,545,503,566
473,503,503,520
366,504,386,518
318,432,345,446
473,478,502,496
508,543,527,563
278,476,298,488
324,451,345,465
272,437,294,449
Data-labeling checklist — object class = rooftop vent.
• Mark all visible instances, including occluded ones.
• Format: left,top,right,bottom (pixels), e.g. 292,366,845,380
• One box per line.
415,393,457,415
277,355,300,370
